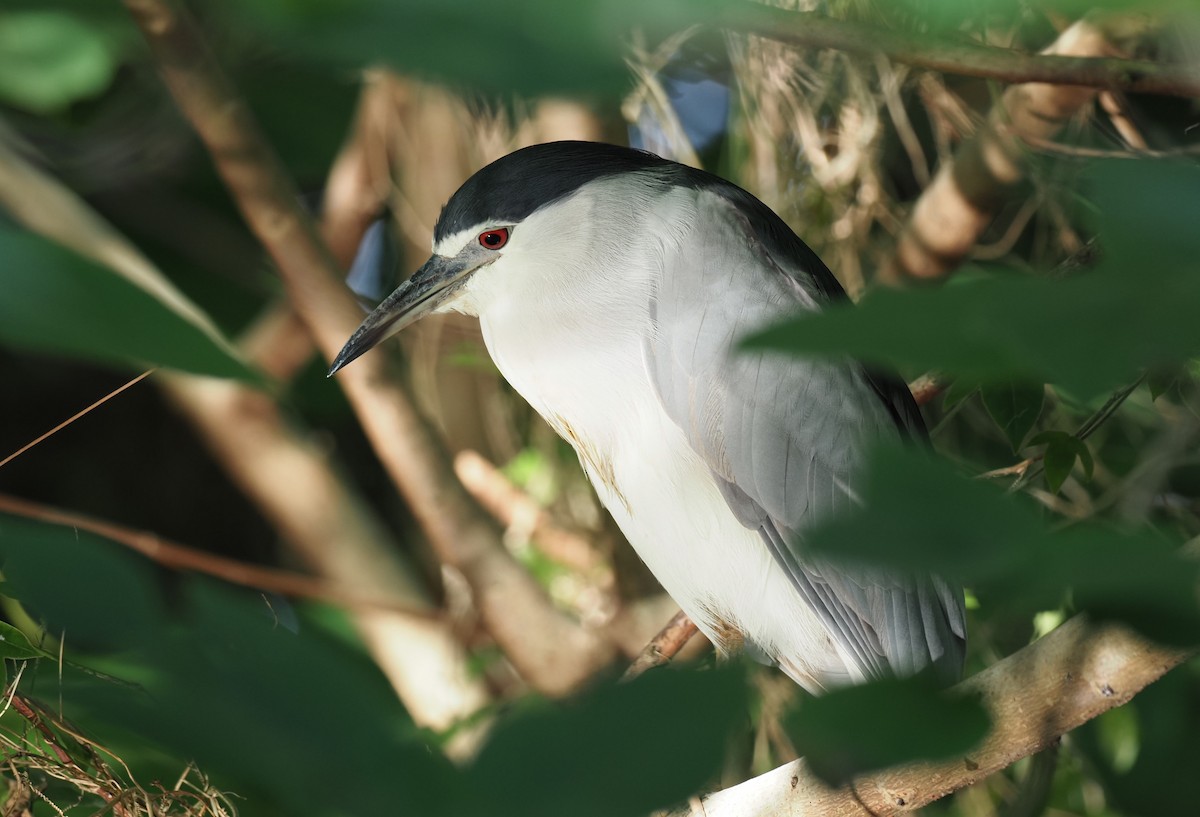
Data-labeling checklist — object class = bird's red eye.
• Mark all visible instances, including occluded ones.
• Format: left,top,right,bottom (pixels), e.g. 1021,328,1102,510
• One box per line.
478,228,509,250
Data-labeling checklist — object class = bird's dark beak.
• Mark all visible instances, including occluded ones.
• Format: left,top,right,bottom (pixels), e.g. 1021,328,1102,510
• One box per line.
328,253,481,376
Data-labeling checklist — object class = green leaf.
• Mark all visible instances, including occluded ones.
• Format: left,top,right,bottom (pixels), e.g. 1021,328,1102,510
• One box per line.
802,446,1041,582
0,515,452,816
801,444,1200,645
981,381,1044,452
1146,369,1178,401
462,665,748,817
0,620,51,661
1076,664,1200,816
218,0,701,96
745,160,1200,400
1029,431,1093,493
0,227,260,382
0,11,118,113
941,377,979,410
785,675,990,786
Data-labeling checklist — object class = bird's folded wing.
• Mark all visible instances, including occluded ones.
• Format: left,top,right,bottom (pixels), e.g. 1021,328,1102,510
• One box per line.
645,187,965,682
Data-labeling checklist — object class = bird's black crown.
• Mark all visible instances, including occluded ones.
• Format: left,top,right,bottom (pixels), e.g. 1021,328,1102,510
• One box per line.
434,141,672,243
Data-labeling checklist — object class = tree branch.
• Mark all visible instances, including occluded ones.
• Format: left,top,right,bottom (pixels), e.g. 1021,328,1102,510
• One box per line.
122,0,615,695
622,610,700,680
877,19,1124,283
675,617,1191,816
453,450,604,573
0,493,432,620
714,3,1200,98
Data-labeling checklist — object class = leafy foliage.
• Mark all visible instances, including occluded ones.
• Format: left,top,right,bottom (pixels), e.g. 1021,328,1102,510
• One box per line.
785,675,989,786
801,444,1200,647
981,381,1044,452
747,161,1200,400
1029,430,1094,493
0,514,750,817
0,226,258,382
214,0,704,96
0,11,119,113
462,665,747,817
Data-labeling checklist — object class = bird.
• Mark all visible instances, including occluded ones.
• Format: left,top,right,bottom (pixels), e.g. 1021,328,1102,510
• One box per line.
329,141,965,693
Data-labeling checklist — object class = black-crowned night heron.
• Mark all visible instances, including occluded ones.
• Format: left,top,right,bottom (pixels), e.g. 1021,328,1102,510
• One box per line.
330,141,965,692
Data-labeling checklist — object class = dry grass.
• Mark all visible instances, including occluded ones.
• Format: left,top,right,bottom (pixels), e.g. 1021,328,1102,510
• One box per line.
0,666,235,817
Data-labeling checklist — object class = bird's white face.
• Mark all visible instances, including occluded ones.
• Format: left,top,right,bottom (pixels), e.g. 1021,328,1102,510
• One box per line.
327,173,678,375
431,188,607,319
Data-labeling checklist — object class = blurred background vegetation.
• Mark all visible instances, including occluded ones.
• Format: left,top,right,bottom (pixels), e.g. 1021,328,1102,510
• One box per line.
0,0,1198,815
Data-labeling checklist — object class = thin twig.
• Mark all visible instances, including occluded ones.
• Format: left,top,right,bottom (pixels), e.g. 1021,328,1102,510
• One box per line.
622,610,700,680
0,370,155,470
714,3,1200,98
10,697,75,768
0,493,436,620
1023,135,1200,159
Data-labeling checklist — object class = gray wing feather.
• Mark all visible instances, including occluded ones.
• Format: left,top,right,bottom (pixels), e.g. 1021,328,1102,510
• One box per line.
646,189,965,683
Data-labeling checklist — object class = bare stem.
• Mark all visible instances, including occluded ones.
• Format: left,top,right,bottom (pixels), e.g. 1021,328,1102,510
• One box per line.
715,3,1200,98
623,610,700,680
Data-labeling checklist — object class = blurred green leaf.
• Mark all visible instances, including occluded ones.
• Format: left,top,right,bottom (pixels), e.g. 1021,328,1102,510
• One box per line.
463,665,748,817
0,510,754,816
0,619,52,660
802,444,1200,645
0,11,118,113
1029,431,1093,493
0,514,452,816
1146,369,1177,401
0,226,260,382
216,0,701,96
981,381,1044,452
804,446,1040,581
785,674,989,786
746,160,1200,400
1076,663,1200,817
941,377,979,410
0,513,161,650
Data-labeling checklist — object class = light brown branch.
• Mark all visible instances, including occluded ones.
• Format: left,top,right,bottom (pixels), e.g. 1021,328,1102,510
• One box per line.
715,3,1200,98
878,19,1123,283
677,617,1191,816
0,370,155,470
622,610,700,680
907,374,944,408
0,492,434,620
122,0,615,695
454,450,603,573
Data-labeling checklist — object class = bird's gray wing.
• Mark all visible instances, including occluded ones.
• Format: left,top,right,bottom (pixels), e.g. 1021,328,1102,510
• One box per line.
645,186,965,682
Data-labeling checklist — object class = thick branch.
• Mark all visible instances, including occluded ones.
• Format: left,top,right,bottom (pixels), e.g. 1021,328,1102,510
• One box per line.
122,0,615,695
715,3,1200,98
677,617,1191,816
